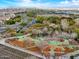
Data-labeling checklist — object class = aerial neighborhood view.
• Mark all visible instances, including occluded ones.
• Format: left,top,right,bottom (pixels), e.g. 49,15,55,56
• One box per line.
1,0,79,59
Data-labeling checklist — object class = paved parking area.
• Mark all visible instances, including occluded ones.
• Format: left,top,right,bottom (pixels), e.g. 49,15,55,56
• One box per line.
0,44,25,59
0,44,41,59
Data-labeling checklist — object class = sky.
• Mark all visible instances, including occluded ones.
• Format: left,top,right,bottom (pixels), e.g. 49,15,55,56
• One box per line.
0,0,79,8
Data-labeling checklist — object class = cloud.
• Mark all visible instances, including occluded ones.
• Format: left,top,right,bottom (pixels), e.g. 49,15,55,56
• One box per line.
18,0,79,8
51,0,79,8
13,0,51,8
60,0,69,4
72,0,79,5
60,0,79,5
1,0,79,8
20,0,32,2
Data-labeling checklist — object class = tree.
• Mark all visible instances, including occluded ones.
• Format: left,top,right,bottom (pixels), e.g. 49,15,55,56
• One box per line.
6,28,16,36
27,11,37,17
48,16,60,24
67,18,75,26
20,22,27,27
5,19,15,25
74,28,79,39
28,18,33,22
36,16,45,23
17,22,27,33
5,16,21,25
14,16,21,22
